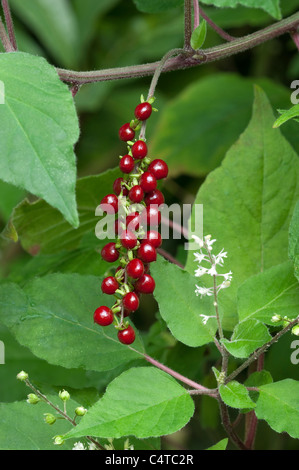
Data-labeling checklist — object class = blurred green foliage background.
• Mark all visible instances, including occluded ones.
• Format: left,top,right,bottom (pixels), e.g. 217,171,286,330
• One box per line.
0,0,299,450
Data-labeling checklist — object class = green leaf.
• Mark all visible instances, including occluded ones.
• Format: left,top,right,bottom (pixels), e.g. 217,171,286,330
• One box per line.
151,258,218,347
10,0,79,67
185,87,299,330
244,370,273,388
273,105,299,128
199,0,281,19
0,398,77,450
150,75,299,178
255,379,299,438
2,168,120,254
289,200,299,282
0,53,79,227
221,319,271,358
238,262,299,325
64,367,195,440
206,438,228,450
132,0,184,13
219,381,256,409
191,20,207,50
0,181,25,223
0,274,143,372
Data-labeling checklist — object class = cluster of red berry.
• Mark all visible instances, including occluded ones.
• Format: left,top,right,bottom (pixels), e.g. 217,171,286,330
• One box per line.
93,98,168,345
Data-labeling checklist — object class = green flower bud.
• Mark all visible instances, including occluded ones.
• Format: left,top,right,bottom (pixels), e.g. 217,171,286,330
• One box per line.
58,389,70,401
292,324,299,336
53,435,65,446
44,413,56,425
271,314,282,323
75,406,87,417
27,393,40,405
16,371,28,382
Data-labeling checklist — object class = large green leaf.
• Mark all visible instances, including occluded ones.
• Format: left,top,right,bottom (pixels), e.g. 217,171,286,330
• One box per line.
150,76,299,178
64,367,195,439
3,168,120,254
206,438,228,450
0,181,25,223
199,0,281,19
186,87,299,329
255,379,299,438
221,319,271,358
289,200,299,281
0,274,143,372
151,258,218,347
219,381,256,409
0,53,79,227
10,0,79,67
0,398,77,450
132,0,184,13
238,262,299,324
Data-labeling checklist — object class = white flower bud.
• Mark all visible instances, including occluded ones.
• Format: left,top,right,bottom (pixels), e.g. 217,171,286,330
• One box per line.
17,371,28,381
53,436,65,446
271,314,282,323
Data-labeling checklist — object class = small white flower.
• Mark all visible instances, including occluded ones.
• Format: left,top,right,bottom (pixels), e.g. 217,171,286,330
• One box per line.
195,266,209,277
204,235,216,251
72,442,86,451
200,314,216,325
88,443,97,451
192,235,204,248
218,280,231,291
213,249,227,266
194,252,208,263
207,265,218,276
195,285,214,298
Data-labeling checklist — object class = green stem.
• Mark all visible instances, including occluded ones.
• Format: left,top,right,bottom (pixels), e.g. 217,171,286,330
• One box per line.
184,0,193,51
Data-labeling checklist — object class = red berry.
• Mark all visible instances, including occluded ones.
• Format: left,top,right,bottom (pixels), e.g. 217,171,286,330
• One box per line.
119,123,135,142
120,155,135,174
129,185,144,203
135,102,152,121
123,292,139,311
113,178,128,196
143,230,162,248
100,194,119,214
148,159,168,180
135,274,156,294
138,243,157,263
127,258,145,279
144,189,164,206
140,205,161,228
118,325,136,345
140,172,157,193
101,276,119,295
120,230,137,250
132,140,147,160
126,212,140,231
101,242,119,262
94,306,114,326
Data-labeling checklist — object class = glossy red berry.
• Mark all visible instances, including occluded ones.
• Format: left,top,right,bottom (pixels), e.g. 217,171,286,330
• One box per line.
132,140,147,160
118,325,136,345
126,212,140,231
101,242,119,262
138,243,157,263
94,306,114,326
120,154,135,174
113,178,128,196
141,205,161,228
144,189,164,206
119,123,135,141
143,230,162,248
135,274,156,294
120,230,137,250
135,102,152,121
129,185,144,203
101,276,119,295
123,292,139,312
148,159,168,180
140,172,157,193
100,194,119,214
126,258,145,279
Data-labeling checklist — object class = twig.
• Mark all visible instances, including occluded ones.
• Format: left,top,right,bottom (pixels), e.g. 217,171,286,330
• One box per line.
161,215,189,240
56,12,299,85
1,0,17,50
226,316,299,383
184,0,193,51
157,247,184,269
0,14,13,52
291,29,299,51
219,400,248,450
193,0,200,30
197,2,235,41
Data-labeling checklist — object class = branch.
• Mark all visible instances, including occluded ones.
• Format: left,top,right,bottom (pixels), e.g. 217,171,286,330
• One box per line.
0,14,13,52
1,0,17,50
56,12,299,85
157,247,184,269
196,2,235,41
226,316,299,383
184,0,193,51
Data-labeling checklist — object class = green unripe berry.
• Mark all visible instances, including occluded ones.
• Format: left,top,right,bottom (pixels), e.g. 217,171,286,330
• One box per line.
27,393,40,405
